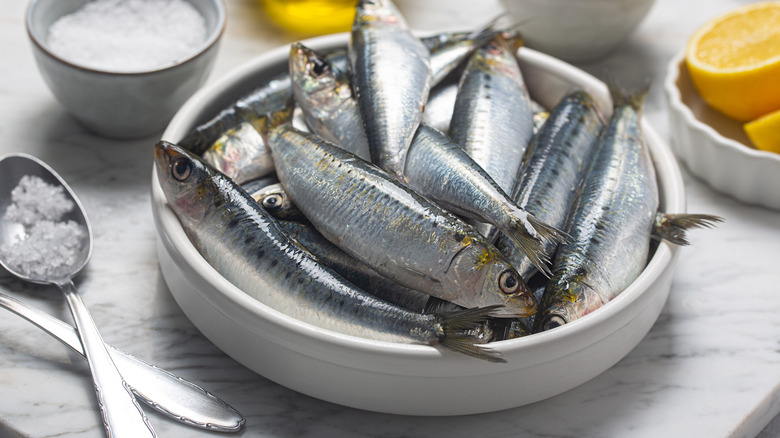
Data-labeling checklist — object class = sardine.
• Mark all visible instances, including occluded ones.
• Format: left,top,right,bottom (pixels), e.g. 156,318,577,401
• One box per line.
425,79,549,137
291,35,495,164
154,140,505,362
496,91,604,280
404,124,565,276
449,31,533,194
240,175,279,194
534,86,721,332
249,182,305,222
289,43,372,161
267,125,537,317
177,75,295,184
278,220,433,313
423,78,459,134
349,0,431,180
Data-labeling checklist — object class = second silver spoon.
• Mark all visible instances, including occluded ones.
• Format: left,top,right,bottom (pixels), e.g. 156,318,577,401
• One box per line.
0,153,155,437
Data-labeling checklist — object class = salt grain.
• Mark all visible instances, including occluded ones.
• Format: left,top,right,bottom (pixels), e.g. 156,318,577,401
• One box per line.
0,176,87,279
47,0,207,72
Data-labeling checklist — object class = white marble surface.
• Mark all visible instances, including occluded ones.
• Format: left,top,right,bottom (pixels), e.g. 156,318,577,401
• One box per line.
0,0,779,437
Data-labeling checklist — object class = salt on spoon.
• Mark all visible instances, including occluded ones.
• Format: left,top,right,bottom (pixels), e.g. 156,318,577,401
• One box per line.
0,154,156,438
46,0,207,72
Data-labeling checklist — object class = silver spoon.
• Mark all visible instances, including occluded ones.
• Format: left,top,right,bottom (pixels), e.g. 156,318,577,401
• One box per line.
0,290,245,432
0,153,156,437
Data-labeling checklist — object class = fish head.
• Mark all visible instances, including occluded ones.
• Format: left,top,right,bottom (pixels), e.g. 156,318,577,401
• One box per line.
154,141,219,229
252,183,303,221
532,279,604,333
289,43,342,97
445,241,537,317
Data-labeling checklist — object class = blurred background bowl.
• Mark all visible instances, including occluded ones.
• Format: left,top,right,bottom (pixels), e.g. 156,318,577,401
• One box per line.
664,51,780,210
26,0,226,139
152,33,686,416
499,0,656,62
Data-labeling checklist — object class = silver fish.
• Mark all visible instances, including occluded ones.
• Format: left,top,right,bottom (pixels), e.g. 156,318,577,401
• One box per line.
449,31,533,194
289,43,372,161
533,86,721,332
189,75,295,184
249,182,305,222
291,31,497,164
496,91,604,280
240,175,279,194
278,220,433,313
154,140,504,362
404,124,565,276
422,78,459,133
425,79,549,137
267,125,537,317
349,0,431,180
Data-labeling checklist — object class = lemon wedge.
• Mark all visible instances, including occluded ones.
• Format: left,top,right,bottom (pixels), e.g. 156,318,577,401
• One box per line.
685,2,780,122
745,108,780,153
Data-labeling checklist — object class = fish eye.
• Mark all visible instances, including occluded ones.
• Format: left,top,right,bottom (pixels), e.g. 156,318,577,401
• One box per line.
498,270,520,294
311,57,329,77
171,157,191,181
542,315,566,331
262,194,283,210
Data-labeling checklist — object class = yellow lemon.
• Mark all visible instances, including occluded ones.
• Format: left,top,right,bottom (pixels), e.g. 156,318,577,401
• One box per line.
685,2,780,122
744,108,780,153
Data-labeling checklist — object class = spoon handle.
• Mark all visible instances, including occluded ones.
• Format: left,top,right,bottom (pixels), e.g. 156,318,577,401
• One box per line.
58,280,157,437
0,292,245,432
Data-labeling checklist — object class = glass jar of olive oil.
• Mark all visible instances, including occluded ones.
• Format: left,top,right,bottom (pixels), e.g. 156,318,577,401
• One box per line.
263,0,357,34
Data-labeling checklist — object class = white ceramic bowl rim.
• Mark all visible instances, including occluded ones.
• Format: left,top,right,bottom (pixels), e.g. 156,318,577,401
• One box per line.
156,33,683,372
664,50,780,164
25,0,227,76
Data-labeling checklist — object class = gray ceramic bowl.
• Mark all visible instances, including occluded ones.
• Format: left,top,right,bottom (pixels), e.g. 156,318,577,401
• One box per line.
26,0,226,139
499,0,656,62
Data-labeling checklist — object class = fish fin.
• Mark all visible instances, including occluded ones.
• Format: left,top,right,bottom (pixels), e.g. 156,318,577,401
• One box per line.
466,15,506,45
505,214,567,278
608,80,650,114
652,213,723,246
437,305,506,363
423,297,464,314
439,336,507,363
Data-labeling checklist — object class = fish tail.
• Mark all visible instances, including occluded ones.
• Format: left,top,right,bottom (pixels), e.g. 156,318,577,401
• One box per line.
653,213,723,246
505,214,566,277
438,305,507,363
608,80,650,114
466,15,507,45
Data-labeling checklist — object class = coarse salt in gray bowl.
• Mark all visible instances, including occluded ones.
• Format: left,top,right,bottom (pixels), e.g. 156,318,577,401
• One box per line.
26,0,226,139
152,33,686,416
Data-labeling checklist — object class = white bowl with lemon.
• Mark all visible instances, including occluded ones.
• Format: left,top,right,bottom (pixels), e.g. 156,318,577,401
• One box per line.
664,1,780,210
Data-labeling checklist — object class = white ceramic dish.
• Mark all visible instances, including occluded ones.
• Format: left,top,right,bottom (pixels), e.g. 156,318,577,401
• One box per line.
153,33,685,416
664,51,780,211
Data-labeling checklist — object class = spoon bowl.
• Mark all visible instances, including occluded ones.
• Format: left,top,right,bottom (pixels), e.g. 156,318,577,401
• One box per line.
0,153,91,282
0,153,156,437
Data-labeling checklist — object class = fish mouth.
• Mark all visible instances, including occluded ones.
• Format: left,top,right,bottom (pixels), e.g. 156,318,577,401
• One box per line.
154,140,187,166
154,140,174,163
487,292,537,318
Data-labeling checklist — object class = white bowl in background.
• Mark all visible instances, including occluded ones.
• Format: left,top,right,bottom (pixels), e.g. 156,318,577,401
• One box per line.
499,0,656,62
664,51,780,211
152,33,685,416
26,0,226,139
